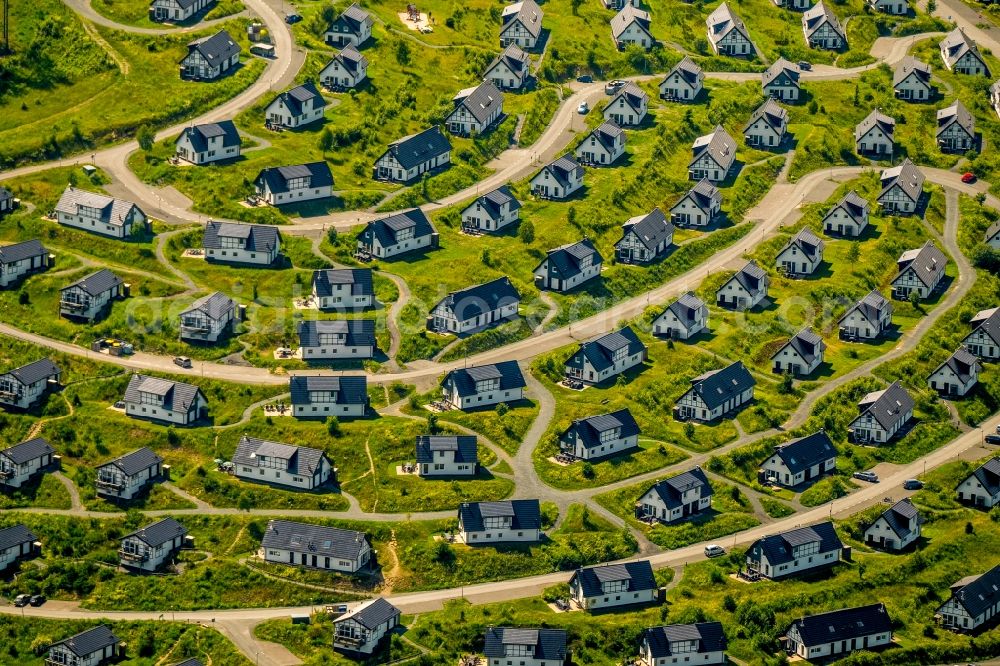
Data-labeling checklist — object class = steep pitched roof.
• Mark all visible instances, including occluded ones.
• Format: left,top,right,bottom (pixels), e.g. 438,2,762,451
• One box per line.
453,81,504,125
181,291,234,321
288,375,368,405
768,430,836,474
960,457,1000,496
486,44,532,79
432,276,521,320
762,58,800,88
255,162,333,194
50,625,120,658
724,260,769,294
571,560,656,597
618,208,673,251
483,627,567,661
644,623,726,658
459,499,541,531
361,208,435,248
382,126,452,170
706,3,749,45
745,98,787,132
664,56,703,88
894,240,946,288
0,239,48,266
326,44,369,75
562,408,640,450
1,437,54,465
464,186,522,221
690,125,736,171
203,221,280,254
538,238,603,279
967,308,1000,346
750,521,843,566
61,269,122,297
0,523,37,552
663,292,708,327
331,3,372,32
685,361,756,410
936,100,975,137
124,375,205,414
840,289,891,327
855,109,896,142
803,2,845,41
789,604,891,647
54,187,142,227
948,564,1000,618
501,0,543,38
825,190,869,226
184,29,240,64
875,498,921,539
233,435,330,477
261,519,369,560
312,268,373,297
856,381,914,431
98,447,162,477
775,327,827,365
271,81,325,116
571,326,647,373
894,56,932,86
879,158,924,203
297,319,375,348
645,467,713,509
124,517,187,548
415,435,478,464
676,179,721,212
940,28,986,70
177,120,240,153
442,360,526,397
3,358,61,386
778,227,824,261
931,348,979,384
538,154,584,189
611,5,651,40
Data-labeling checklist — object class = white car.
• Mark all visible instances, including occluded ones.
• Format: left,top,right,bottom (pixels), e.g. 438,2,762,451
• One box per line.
704,544,725,558
577,102,589,114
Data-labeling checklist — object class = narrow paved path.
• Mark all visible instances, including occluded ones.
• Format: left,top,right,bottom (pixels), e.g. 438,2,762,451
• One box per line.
51,471,83,511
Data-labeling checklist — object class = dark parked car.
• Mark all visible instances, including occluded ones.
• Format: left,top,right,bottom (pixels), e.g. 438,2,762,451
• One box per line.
29,595,46,607
797,61,812,71
986,434,1000,445
13,594,29,607
577,74,593,83
284,12,302,23
903,479,923,490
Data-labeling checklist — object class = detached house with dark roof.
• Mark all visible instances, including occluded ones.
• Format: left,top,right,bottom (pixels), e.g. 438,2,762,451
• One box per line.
335,598,401,654
534,239,603,292
203,221,281,266
429,276,521,334
963,307,1000,361
298,319,376,359
986,219,1000,249
119,517,188,572
262,519,372,573
180,29,240,80
319,45,368,90
894,56,934,101
803,2,846,50
878,158,924,214
855,109,895,156
689,126,736,183
59,269,124,322
637,467,713,524
0,239,49,288
0,358,61,411
484,44,533,90
564,326,647,385
0,187,12,215
357,208,437,259
175,120,241,164
823,190,869,237
264,82,326,128
775,227,824,276
605,82,649,126
96,447,163,500
940,28,990,76
458,499,541,543
46,626,121,666
483,627,567,666
151,0,213,22
706,3,753,57
717,260,769,310
762,58,801,102
937,564,1000,632
461,186,522,233
653,292,709,340
415,435,478,476
312,268,373,310
234,435,334,489
849,380,914,444
500,0,543,49
290,375,368,418
615,208,673,264
255,162,333,205
891,240,947,300
839,290,893,340
869,0,908,14
559,408,640,460
530,154,584,199
675,361,756,422
784,603,892,660
670,179,721,227
929,348,980,397
758,430,837,488
569,560,657,610
661,56,704,101
447,81,504,136
639,623,727,666
54,187,148,239
374,126,452,183
0,437,54,490
937,101,976,152
771,327,826,376
179,291,235,343
324,3,373,47
956,457,1000,508
0,524,38,572
744,98,787,149
864,498,921,551
441,361,527,410
576,121,626,166
746,521,843,579
124,375,208,426
611,6,654,50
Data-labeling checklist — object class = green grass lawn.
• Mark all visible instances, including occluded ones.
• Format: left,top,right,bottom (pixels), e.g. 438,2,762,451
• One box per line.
91,0,244,28
0,474,73,511
256,615,421,666
403,392,540,456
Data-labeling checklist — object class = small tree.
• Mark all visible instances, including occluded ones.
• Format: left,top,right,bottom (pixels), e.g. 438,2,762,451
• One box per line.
318,127,334,153
846,242,861,263
17,290,29,305
326,416,341,437
428,412,440,434
327,227,338,245
684,422,695,440
68,170,79,188
908,289,921,311
581,462,595,479
136,124,155,152
495,402,509,417
519,220,535,244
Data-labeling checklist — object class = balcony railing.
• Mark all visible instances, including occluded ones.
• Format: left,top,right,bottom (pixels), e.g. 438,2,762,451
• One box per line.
0,390,22,402
59,300,88,311
0,468,14,479
119,549,149,562
335,632,368,646
97,477,124,490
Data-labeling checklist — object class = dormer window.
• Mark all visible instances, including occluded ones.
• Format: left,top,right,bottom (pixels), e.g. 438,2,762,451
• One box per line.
310,390,337,403
318,333,346,345
599,428,620,443
139,391,163,405
395,227,414,242
611,346,627,362
475,378,500,393
220,236,243,249
504,644,533,657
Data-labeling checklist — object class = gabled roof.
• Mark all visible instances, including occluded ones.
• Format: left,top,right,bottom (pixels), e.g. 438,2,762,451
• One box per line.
931,347,980,384
789,603,891,647
745,98,787,133
618,208,673,251
453,81,504,125
484,627,567,661
382,126,452,170
967,308,1000,346
685,361,756,411
61,269,122,297
538,238,604,279
778,227,824,261
750,521,843,566
803,2,845,40
54,187,142,227
463,186,522,221
855,109,896,142
415,435,478,463
203,221,280,254
124,517,187,548
607,81,649,113
98,447,162,477
840,289,890,326
571,560,655,597
879,158,924,203
289,375,368,405
0,187,10,202
181,291,234,321
775,327,826,364
722,260,769,294
432,276,521,319
443,360,526,397
233,435,330,477
171,659,204,666
690,125,736,171
486,44,532,78
501,0,543,38
270,81,325,117
262,519,370,560
184,29,240,65
0,523,37,552
331,3,372,32
0,239,48,266
2,358,60,386
297,319,375,348
571,326,647,373
762,58,800,88
894,240,946,288
337,597,400,630
960,457,1000,496
986,219,1000,243
643,623,726,658
855,381,915,431
562,408,640,450
537,154,584,189
894,56,932,86
664,56,703,88
177,120,240,153
1,437,54,465
255,162,333,194
940,28,986,70
312,268,373,297
947,563,1000,618
611,5,651,40
645,467,713,510
50,625,120,658
874,498,920,539
706,3,749,45
327,44,369,74
459,499,541,531
124,375,204,414
361,208,435,248
824,190,869,225
936,100,975,137
768,430,836,474
663,292,708,327
675,179,721,212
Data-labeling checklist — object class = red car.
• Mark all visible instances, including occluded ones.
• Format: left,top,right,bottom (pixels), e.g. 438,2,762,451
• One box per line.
961,172,976,183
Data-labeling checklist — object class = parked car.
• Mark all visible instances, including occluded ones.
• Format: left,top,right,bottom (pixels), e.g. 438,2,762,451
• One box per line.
797,61,812,71
577,102,589,114
605,79,626,94
29,595,46,607
173,356,192,369
13,594,30,607
284,12,302,23
961,172,977,184
577,74,593,83
853,470,879,483
704,544,726,558
903,479,923,490
986,434,1000,445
